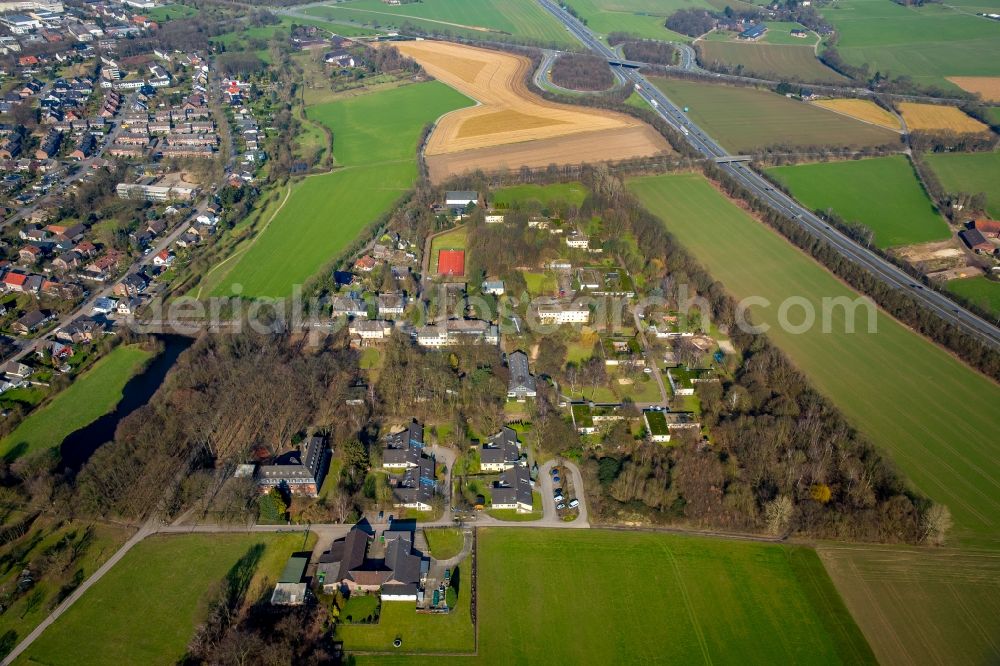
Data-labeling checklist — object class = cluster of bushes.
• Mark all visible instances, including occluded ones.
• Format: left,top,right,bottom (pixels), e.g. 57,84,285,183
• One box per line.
550,53,615,91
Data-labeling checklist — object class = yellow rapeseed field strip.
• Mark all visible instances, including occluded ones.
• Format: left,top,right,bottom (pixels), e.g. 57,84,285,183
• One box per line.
811,99,902,131
898,102,990,134
947,77,1000,103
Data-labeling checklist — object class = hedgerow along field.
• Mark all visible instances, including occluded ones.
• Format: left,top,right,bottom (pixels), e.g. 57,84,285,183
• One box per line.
210,81,471,297
348,528,875,664
649,77,900,153
629,173,1000,548
767,156,950,248
302,0,576,47
924,150,1000,219
819,0,1000,90
818,544,1000,666
22,532,312,665
0,344,153,460
946,275,1000,318
697,41,848,84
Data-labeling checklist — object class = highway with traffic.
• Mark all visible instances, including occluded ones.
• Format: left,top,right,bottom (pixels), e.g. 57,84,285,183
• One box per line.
537,0,1000,350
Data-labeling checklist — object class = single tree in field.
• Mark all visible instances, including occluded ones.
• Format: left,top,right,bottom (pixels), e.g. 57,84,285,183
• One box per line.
765,495,793,536
922,504,952,546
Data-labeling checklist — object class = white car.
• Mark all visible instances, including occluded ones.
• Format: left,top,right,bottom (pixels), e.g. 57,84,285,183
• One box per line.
568,499,580,509
554,494,564,504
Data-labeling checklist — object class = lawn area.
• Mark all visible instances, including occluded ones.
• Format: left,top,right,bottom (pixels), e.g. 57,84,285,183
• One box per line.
491,182,588,208
946,275,1000,318
211,81,471,297
428,226,468,275
0,518,130,656
818,544,1000,666
336,561,474,652
767,156,950,248
144,3,197,20
423,528,465,559
522,271,557,296
924,150,1000,219
820,0,1000,89
0,345,154,460
649,77,900,152
303,0,576,47
629,172,1000,548
349,528,875,664
697,41,848,84
21,532,313,666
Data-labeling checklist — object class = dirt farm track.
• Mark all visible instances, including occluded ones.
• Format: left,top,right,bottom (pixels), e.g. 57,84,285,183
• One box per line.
394,40,671,180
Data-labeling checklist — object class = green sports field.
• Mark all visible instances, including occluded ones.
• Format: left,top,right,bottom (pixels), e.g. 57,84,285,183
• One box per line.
697,41,848,84
767,156,950,248
0,345,153,460
649,77,900,152
428,226,468,275
629,173,1000,548
21,532,310,665
946,275,1000,318
303,0,576,47
212,81,471,297
820,0,1000,89
492,182,588,208
924,151,1000,219
818,544,1000,666
348,528,875,664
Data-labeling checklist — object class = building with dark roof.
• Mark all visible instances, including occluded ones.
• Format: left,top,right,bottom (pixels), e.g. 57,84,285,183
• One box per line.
320,521,425,601
506,350,536,400
480,427,521,472
491,464,533,513
959,228,994,254
392,456,436,511
256,435,329,497
738,23,768,40
382,421,424,469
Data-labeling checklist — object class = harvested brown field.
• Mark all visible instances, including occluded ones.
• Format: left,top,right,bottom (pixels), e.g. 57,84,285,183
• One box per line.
947,76,1000,102
811,99,902,131
426,125,666,181
892,238,968,272
395,40,669,179
898,102,991,134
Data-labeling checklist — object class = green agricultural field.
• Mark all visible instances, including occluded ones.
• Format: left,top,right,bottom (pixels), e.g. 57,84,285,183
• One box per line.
566,0,701,42
987,107,1000,125
1,345,153,460
428,226,468,274
492,182,588,208
818,545,1000,666
649,77,900,152
925,151,1000,219
348,528,875,664
629,173,1000,548
303,0,575,47
767,156,950,248
697,42,848,84
211,81,471,297
946,276,1000,318
820,0,1000,89
22,532,311,665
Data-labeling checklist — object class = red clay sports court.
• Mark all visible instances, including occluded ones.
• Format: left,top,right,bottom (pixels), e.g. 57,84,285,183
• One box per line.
437,249,465,276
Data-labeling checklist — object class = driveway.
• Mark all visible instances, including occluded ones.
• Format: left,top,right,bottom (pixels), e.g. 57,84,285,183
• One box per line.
537,459,590,528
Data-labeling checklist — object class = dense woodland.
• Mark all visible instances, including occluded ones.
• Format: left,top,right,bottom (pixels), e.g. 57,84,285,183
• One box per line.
549,54,615,92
